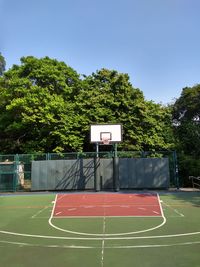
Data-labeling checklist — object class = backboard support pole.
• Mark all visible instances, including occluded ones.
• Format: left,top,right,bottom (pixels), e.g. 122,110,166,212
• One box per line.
113,143,119,191
96,143,99,158
95,143,100,191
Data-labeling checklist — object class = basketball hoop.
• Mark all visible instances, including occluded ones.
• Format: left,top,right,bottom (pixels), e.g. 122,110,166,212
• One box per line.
100,132,111,145
101,137,110,145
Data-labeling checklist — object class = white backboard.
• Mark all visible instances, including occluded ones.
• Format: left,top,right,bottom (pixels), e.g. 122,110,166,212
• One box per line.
90,124,122,143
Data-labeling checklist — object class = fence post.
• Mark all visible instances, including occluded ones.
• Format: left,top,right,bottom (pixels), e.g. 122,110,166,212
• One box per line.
173,151,179,189
94,148,100,191
14,154,19,192
46,153,50,160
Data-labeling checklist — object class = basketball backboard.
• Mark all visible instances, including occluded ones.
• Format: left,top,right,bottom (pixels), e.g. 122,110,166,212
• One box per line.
90,124,122,144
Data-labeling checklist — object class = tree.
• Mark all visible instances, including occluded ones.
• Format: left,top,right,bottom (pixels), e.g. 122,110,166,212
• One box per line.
173,85,200,156
77,68,174,151
172,85,200,185
0,57,175,154
0,52,6,76
0,56,84,153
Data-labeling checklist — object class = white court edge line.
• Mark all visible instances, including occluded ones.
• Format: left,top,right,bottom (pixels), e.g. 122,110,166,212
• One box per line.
31,206,50,219
48,193,167,236
106,241,200,249
0,229,200,240
0,238,200,249
157,193,165,218
50,194,58,219
0,240,93,248
101,211,106,267
53,216,162,218
162,201,185,217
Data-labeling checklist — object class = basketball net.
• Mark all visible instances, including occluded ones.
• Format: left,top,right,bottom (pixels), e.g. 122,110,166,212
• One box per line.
101,137,110,145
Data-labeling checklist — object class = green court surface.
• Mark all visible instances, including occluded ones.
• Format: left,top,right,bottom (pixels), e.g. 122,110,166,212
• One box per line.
0,191,199,267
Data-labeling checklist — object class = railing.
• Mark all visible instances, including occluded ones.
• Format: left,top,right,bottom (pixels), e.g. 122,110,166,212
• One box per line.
189,176,200,190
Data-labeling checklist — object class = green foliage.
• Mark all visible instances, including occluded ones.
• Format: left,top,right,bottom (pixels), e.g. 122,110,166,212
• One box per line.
76,69,174,151
173,84,200,157
177,153,200,187
0,56,83,153
173,84,200,185
0,56,175,154
173,85,200,122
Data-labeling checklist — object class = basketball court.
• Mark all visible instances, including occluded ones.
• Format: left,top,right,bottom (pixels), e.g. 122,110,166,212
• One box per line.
0,124,198,266
0,191,199,267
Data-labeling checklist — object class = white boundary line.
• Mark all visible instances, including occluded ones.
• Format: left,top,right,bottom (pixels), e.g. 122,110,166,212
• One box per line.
162,201,185,217
50,194,58,218
53,215,162,218
0,229,200,240
101,211,106,267
31,206,50,219
157,193,165,218
49,214,166,236
0,238,200,249
107,241,200,249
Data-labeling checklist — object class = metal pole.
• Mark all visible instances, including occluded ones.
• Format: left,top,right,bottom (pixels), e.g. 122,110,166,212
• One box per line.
95,143,100,191
114,143,118,157
113,143,119,191
96,143,99,158
173,151,179,189
14,154,19,192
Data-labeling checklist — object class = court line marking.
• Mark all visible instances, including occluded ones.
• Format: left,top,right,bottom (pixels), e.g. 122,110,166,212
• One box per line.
0,229,200,240
52,204,161,207
31,206,50,219
0,240,29,246
107,241,200,249
31,217,50,219
157,193,164,218
0,240,93,248
53,215,162,218
101,202,106,267
50,194,58,218
48,194,167,236
0,239,200,249
162,201,184,217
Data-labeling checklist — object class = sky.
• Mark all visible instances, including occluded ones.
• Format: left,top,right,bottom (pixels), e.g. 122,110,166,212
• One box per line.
1,0,200,104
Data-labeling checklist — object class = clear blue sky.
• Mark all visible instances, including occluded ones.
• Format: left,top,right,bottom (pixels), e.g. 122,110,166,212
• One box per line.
1,0,200,104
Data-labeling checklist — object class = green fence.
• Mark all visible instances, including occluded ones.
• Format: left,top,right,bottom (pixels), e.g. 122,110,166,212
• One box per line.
0,151,179,192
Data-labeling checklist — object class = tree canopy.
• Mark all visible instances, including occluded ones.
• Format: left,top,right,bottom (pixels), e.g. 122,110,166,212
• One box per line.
0,56,82,153
172,85,200,184
0,56,174,154
76,68,174,151
173,85,200,157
